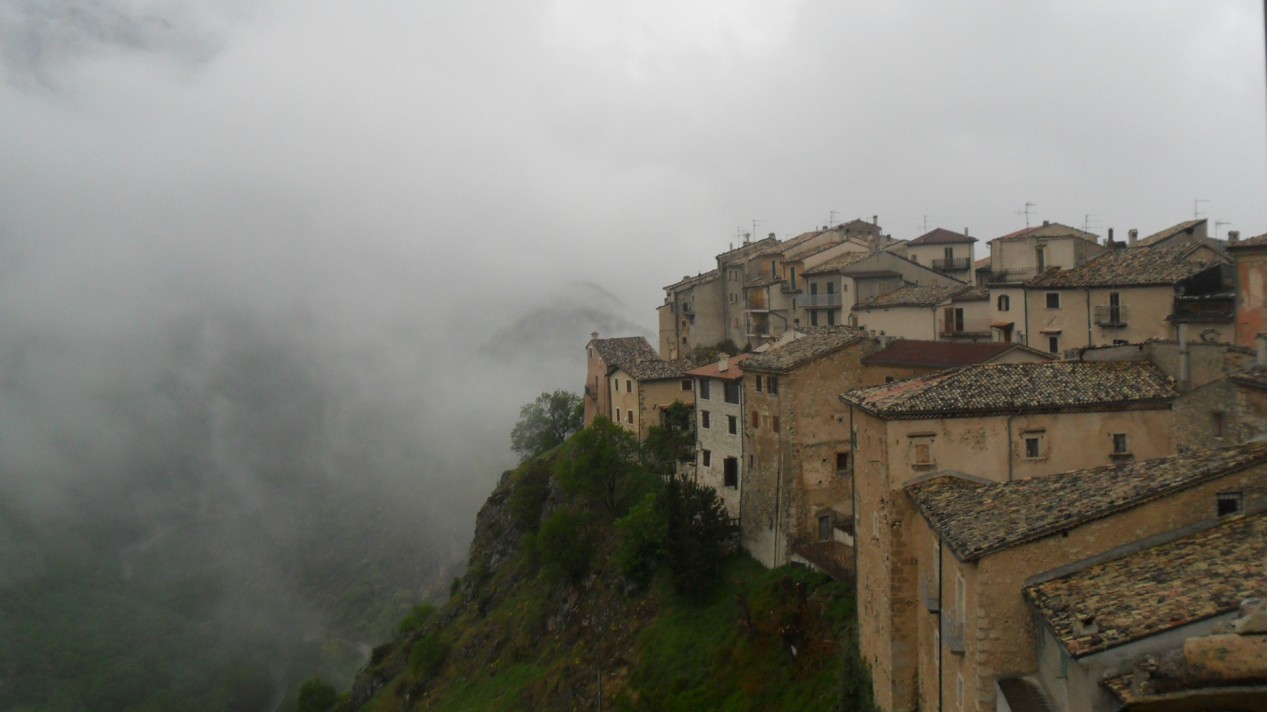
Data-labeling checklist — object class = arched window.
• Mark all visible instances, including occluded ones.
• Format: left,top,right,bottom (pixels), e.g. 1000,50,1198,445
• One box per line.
997,294,1011,312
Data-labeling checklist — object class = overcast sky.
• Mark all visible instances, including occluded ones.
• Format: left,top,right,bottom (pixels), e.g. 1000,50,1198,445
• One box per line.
3,0,1264,327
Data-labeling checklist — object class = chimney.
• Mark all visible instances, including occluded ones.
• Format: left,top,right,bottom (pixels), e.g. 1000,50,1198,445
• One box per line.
718,354,729,372
1229,230,1241,244
1128,229,1138,247
1178,324,1191,388
591,331,599,340
1257,334,1267,369
963,227,970,236
822,226,828,231
1042,220,1050,226
872,215,879,226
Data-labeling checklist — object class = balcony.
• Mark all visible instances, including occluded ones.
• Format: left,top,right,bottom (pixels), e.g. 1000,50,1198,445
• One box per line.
933,257,971,272
1170,295,1234,324
942,611,966,653
921,577,940,612
802,293,843,308
1093,304,1128,328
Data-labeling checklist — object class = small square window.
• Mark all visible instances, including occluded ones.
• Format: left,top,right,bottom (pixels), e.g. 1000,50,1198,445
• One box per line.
836,452,851,474
1218,492,1243,516
681,379,691,391
885,376,895,384
701,449,712,467
1046,292,1060,309
1112,433,1129,454
1025,437,1041,459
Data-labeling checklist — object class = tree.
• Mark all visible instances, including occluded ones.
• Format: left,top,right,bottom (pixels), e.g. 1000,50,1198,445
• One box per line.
643,401,695,475
556,416,650,517
511,390,583,461
295,678,338,712
661,474,733,598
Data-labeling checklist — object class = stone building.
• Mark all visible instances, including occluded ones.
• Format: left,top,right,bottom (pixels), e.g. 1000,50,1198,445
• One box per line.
658,270,723,359
608,358,695,439
902,228,977,283
1229,232,1267,346
839,361,1179,712
686,353,751,519
986,222,1105,344
802,250,964,331
851,285,987,342
903,444,1267,712
859,339,1052,387
1024,243,1232,354
1024,507,1267,712
738,326,878,573
583,334,660,426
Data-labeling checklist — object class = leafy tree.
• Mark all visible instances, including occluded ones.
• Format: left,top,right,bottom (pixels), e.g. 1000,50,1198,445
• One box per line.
689,339,739,364
510,390,583,461
408,632,449,677
537,509,597,585
643,401,695,475
661,475,733,598
613,492,667,587
556,416,648,517
508,458,552,533
295,678,339,712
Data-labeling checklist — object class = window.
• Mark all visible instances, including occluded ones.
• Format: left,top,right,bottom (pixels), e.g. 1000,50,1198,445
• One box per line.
1046,292,1060,309
885,375,896,383
701,449,711,467
772,416,780,433
914,443,932,465
827,309,836,325
723,457,738,488
681,379,691,391
701,410,711,429
755,375,763,392
1213,411,1227,438
1112,433,1129,454
724,382,740,404
818,514,833,541
751,411,760,428
699,380,710,400
810,310,819,326
727,415,737,434
1218,491,1243,516
626,410,633,424
771,260,777,278
827,282,836,295
1048,335,1060,354
616,407,621,421
627,379,633,393
997,294,1010,312
1036,246,1047,271
943,307,964,333
944,246,955,262
836,452,852,474
1023,431,1045,459
768,376,779,395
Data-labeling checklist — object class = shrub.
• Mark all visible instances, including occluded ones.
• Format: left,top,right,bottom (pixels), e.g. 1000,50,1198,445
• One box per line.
408,632,449,677
536,509,596,585
295,678,338,712
614,493,667,587
662,475,733,598
396,604,436,636
508,458,552,533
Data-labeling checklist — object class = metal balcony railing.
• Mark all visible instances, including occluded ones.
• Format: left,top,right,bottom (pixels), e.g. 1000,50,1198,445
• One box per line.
802,293,843,308
1093,304,1128,327
933,257,971,271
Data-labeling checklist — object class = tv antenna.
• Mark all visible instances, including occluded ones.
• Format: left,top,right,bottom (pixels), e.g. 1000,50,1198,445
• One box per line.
751,219,764,240
1215,220,1231,238
828,209,840,226
1017,202,1037,227
1194,199,1209,219
1082,213,1100,233
920,215,930,233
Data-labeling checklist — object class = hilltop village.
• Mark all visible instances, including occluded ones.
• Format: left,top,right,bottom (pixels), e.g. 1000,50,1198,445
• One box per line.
583,218,1267,712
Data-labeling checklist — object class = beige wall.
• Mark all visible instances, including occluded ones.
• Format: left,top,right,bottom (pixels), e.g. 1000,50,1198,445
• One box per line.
608,370,693,439
660,273,725,359
910,465,1267,712
854,305,940,341
1025,285,1186,353
694,376,744,518
906,243,975,283
850,405,1177,712
583,342,611,426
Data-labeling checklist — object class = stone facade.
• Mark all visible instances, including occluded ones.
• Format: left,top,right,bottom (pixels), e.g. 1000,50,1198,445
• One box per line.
688,355,749,519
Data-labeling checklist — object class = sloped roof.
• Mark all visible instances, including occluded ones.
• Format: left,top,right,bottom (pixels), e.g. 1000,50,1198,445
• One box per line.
1026,244,1218,288
854,284,967,309
906,443,1267,563
663,269,719,292
841,361,1176,418
716,236,779,261
1024,510,1267,658
907,228,977,246
620,358,695,382
1134,219,1206,247
992,222,1099,243
686,353,752,382
862,340,1049,369
742,326,868,373
1227,233,1267,250
803,250,873,275
591,336,659,368
951,286,989,302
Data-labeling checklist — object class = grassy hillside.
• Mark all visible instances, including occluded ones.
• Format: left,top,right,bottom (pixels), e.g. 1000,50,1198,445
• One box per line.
338,432,876,712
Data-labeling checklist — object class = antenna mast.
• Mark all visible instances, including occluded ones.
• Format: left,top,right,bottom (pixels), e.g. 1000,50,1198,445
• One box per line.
1194,199,1209,219
829,210,840,226
1017,202,1037,228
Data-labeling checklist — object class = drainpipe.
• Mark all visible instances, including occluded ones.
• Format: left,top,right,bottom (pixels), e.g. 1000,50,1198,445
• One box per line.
1085,287,1093,349
1023,288,1030,347
1006,411,1021,481
772,381,785,566
937,540,944,712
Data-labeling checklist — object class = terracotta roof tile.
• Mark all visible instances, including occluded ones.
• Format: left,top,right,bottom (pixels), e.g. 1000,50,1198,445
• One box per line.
1026,244,1217,288
854,284,967,309
1024,510,1267,658
862,340,1046,369
907,228,977,245
992,223,1099,243
743,326,868,373
663,269,719,292
1134,219,1205,247
685,353,752,382
906,443,1267,562
621,358,696,381
1227,233,1267,250
803,251,872,275
841,361,1176,418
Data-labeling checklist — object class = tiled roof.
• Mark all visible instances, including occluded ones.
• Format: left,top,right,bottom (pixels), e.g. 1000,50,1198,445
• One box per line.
1024,510,1267,658
974,256,992,270
841,361,1176,418
1135,219,1205,247
907,228,977,245
1227,233,1267,250
951,286,988,302
686,353,752,382
992,223,1099,243
745,275,782,288
663,269,719,292
621,358,695,382
862,340,1044,369
1026,244,1217,288
803,250,872,275
591,336,659,368
906,443,1267,562
717,236,779,261
1229,367,1267,390
854,284,966,309
742,326,868,373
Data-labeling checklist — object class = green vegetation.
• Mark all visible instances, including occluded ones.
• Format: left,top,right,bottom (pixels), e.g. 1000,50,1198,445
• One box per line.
346,418,876,711
296,679,340,712
510,390,584,461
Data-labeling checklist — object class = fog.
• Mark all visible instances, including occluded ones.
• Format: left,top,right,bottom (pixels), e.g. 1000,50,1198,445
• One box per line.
0,0,1263,707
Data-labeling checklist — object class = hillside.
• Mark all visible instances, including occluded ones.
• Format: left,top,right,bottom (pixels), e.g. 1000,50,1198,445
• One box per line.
335,434,876,711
